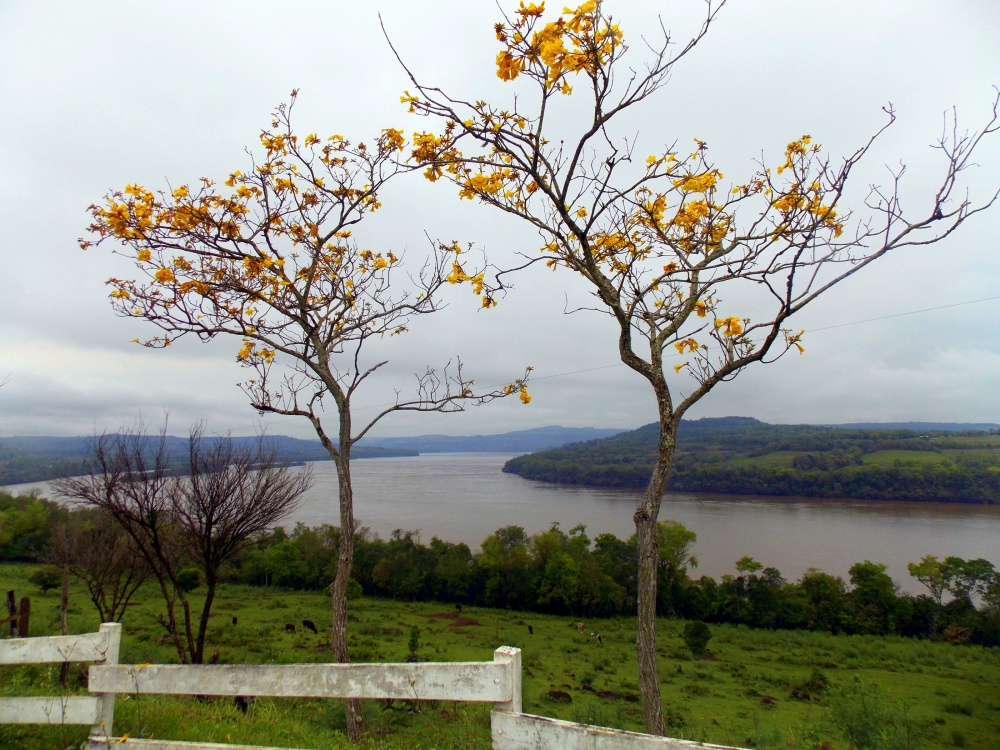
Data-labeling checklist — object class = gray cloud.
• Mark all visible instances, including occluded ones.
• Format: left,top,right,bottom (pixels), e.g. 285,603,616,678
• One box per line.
1,0,998,440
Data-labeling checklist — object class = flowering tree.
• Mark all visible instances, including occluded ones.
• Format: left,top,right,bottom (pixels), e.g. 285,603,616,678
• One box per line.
393,0,999,733
82,93,529,739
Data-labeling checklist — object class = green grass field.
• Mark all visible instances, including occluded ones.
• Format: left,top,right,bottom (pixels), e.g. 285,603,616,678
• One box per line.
2,563,997,749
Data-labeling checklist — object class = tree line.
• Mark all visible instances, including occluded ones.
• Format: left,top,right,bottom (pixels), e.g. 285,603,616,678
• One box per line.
6,488,998,648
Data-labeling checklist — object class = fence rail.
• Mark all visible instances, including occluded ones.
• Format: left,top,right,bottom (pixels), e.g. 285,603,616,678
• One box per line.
89,660,512,702
2,626,742,750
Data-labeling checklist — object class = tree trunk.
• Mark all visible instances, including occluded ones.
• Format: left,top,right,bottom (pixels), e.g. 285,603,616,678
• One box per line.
195,577,218,665
60,566,70,687
634,502,663,734
634,418,676,736
330,452,363,742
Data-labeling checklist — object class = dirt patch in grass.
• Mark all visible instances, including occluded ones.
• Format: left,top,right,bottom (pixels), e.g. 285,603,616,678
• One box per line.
423,612,483,628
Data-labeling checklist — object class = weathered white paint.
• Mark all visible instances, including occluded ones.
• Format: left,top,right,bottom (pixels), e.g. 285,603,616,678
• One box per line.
4,631,749,750
491,711,747,750
0,696,101,725
0,627,112,664
92,622,122,739
89,660,511,702
493,645,522,714
0,622,121,742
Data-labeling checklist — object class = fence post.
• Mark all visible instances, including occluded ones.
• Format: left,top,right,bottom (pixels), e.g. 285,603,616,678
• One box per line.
89,622,122,746
5,590,15,637
17,597,30,638
492,646,522,715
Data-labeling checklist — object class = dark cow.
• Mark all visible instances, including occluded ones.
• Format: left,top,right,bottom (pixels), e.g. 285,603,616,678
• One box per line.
284,623,295,633
302,619,318,634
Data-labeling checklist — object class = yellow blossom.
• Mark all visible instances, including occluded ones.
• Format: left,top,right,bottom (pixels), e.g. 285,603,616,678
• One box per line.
715,316,743,337
519,387,532,404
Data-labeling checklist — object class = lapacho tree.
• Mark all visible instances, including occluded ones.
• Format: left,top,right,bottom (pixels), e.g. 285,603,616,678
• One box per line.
393,1,999,732
82,93,529,739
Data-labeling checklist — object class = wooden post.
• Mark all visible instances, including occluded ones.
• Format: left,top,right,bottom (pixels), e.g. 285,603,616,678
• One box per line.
6,590,16,637
89,622,122,746
17,597,30,639
492,646,522,715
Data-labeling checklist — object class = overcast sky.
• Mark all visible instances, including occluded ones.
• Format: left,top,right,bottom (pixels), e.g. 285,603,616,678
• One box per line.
1,0,998,441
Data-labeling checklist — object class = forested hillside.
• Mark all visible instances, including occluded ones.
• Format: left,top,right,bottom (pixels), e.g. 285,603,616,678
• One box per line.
502,417,1000,503
0,435,415,486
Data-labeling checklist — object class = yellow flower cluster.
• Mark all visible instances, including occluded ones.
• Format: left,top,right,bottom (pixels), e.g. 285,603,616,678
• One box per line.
672,170,722,193
492,0,621,93
714,316,743,337
674,337,701,354
237,339,276,365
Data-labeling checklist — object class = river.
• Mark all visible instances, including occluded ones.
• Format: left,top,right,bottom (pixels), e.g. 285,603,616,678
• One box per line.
290,453,1000,593
9,452,999,593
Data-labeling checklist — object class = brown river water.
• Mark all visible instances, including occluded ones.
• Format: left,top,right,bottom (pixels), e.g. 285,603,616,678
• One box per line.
288,453,1000,594
11,452,999,594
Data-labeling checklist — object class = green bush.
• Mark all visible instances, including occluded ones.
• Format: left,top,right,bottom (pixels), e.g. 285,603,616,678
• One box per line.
828,680,929,750
177,568,202,593
27,564,63,593
682,620,712,657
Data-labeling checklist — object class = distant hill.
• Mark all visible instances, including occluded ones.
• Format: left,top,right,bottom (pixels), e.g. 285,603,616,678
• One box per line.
359,425,627,454
828,422,1000,432
502,417,1000,504
0,435,414,487
0,426,626,486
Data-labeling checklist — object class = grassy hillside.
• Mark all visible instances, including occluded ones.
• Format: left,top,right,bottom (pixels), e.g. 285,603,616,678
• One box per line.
503,417,1000,503
2,563,996,750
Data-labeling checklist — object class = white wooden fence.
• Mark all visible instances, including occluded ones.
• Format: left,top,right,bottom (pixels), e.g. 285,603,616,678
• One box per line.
1,624,743,750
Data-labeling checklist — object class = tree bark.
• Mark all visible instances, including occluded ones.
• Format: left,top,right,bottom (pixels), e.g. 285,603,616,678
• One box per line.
634,417,675,736
634,503,663,734
60,566,70,686
330,450,363,741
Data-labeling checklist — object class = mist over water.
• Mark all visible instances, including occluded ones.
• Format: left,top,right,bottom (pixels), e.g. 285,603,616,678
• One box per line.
289,453,1000,594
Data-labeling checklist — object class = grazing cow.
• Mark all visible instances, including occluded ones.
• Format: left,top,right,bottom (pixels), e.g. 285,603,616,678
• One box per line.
232,616,238,626
284,623,295,633
528,624,533,635
302,619,318,634
575,622,586,633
